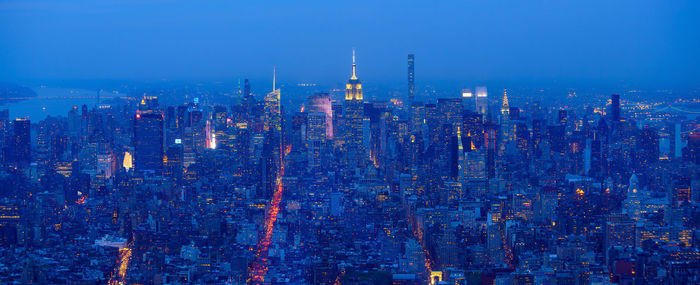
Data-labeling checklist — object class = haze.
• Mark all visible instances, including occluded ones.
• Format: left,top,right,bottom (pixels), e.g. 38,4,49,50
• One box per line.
1,0,699,88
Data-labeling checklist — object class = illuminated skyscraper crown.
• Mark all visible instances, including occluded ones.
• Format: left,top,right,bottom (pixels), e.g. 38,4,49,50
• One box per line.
345,49,363,100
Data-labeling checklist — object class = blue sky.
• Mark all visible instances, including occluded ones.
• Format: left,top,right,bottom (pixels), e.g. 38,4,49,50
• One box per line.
1,0,698,88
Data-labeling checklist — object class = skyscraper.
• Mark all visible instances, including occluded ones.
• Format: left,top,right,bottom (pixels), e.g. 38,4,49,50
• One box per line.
408,54,415,103
625,174,641,220
12,118,30,167
306,112,326,170
501,89,510,119
345,49,365,167
263,68,283,178
308,93,333,139
462,89,474,112
475,86,488,115
438,98,463,135
134,113,164,174
264,68,281,133
610,94,621,122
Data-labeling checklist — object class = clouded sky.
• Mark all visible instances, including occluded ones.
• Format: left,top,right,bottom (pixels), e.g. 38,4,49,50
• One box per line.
1,0,698,88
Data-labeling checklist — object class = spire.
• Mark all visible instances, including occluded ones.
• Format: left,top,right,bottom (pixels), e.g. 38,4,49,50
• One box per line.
272,65,276,91
501,89,510,116
351,48,358,80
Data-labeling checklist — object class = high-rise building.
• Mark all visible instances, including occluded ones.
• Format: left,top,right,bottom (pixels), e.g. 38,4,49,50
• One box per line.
264,69,281,133
425,103,440,148
685,131,700,164
669,122,682,158
0,109,8,163
260,69,283,186
308,93,333,139
625,174,641,220
410,101,424,135
462,89,474,112
307,113,325,170
306,112,326,142
637,126,659,167
438,98,463,135
344,49,365,167
134,113,164,174
462,111,484,150
165,144,183,183
501,89,510,119
610,94,621,122
475,86,488,115
11,118,30,167
408,54,415,103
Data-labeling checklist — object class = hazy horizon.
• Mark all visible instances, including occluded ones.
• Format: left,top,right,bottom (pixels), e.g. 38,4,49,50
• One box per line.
2,0,699,89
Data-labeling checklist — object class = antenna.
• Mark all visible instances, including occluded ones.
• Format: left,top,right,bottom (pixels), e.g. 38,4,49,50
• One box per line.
351,48,357,79
273,65,276,91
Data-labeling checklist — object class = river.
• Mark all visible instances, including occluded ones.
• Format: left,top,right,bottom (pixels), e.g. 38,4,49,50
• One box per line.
1,87,125,121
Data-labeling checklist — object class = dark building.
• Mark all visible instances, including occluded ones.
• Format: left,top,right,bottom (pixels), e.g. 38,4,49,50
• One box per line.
637,126,659,168
558,110,568,126
134,113,164,174
610,94,621,122
407,54,415,103
685,131,700,164
12,118,31,167
463,111,484,150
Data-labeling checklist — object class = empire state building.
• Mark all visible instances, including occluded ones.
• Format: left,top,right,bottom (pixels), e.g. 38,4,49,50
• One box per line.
344,49,366,168
345,50,363,101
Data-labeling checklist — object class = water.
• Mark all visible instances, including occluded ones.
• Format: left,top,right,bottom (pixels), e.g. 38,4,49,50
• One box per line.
1,87,123,121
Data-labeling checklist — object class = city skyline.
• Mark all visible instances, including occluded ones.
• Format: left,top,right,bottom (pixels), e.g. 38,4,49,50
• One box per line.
1,1,700,285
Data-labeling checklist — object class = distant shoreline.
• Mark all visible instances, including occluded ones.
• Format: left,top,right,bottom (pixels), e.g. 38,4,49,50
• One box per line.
0,83,37,106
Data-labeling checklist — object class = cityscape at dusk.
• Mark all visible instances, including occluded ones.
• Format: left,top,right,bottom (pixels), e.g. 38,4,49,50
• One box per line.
1,1,700,284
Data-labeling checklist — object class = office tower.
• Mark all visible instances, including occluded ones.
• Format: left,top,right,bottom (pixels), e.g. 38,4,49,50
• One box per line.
264,69,282,134
669,122,682,158
344,49,365,167
637,127,659,167
501,89,510,119
410,102,424,135
133,113,164,174
12,118,31,167
462,89,474,112
306,112,326,170
438,98,463,135
515,122,529,153
625,174,641,220
407,54,415,103
165,144,183,184
189,109,206,153
176,105,188,129
684,131,699,164
308,93,333,139
291,112,307,149
475,86,488,115
306,112,326,142
425,103,440,148
213,105,228,131
610,94,621,122
244,78,251,100
462,111,484,150
484,122,498,178
547,125,566,154
242,78,255,124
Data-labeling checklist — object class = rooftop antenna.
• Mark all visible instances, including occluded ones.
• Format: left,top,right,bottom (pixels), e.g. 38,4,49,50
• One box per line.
272,65,276,91
351,48,357,79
